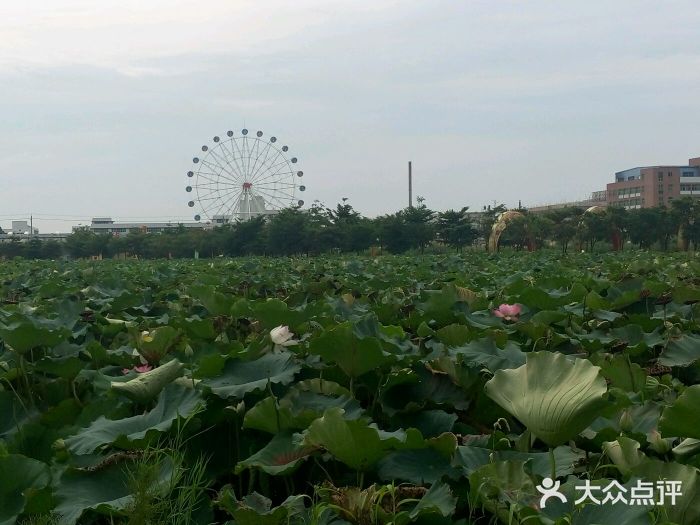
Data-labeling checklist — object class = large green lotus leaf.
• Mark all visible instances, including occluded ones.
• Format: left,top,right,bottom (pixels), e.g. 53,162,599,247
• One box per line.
407,480,457,521
453,445,584,478
484,352,608,446
0,454,51,525
469,460,538,521
672,285,700,305
189,284,237,316
202,351,300,400
631,459,700,525
602,437,645,477
392,409,457,438
175,316,216,340
64,384,203,454
416,287,464,326
303,407,419,471
376,447,457,484
0,390,35,439
243,379,363,434
381,365,470,416
308,321,391,378
0,313,70,353
216,488,305,525
450,338,526,372
54,457,173,525
517,286,571,310
33,355,85,380
436,323,472,347
595,354,646,393
235,431,317,476
659,384,700,439
136,325,180,363
657,334,700,367
252,298,306,329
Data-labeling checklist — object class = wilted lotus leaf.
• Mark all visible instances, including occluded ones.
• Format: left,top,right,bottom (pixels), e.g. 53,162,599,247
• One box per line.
111,359,184,403
485,352,608,447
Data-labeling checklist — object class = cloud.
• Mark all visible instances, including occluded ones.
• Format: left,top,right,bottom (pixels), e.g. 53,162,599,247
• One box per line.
1,0,699,233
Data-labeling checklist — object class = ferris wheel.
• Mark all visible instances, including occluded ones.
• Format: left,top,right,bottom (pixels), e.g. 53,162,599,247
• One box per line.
185,129,305,222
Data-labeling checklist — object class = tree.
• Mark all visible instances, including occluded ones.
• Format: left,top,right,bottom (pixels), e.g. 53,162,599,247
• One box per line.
527,213,555,250
578,211,609,252
436,208,477,251
545,207,583,254
401,199,435,253
224,217,268,256
498,214,530,250
670,197,700,250
267,208,310,255
606,206,628,250
627,208,664,249
329,199,374,253
306,201,337,253
375,213,409,254
65,230,100,258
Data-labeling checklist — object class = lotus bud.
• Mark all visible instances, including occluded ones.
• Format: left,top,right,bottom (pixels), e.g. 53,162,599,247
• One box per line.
184,344,194,358
648,430,672,455
619,410,634,432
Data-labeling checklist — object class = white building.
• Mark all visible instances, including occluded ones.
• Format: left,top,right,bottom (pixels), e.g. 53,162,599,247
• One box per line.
11,220,39,235
75,217,212,236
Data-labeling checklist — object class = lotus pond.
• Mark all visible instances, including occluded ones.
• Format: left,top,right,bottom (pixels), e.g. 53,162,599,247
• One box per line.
2,252,700,525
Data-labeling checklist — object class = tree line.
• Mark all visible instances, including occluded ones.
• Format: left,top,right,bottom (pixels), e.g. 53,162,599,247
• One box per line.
1,197,699,259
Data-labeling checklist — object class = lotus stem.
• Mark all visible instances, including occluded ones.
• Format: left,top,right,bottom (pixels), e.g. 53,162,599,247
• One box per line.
549,447,556,480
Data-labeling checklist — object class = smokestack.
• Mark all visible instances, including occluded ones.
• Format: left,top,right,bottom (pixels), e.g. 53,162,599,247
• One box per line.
408,161,413,208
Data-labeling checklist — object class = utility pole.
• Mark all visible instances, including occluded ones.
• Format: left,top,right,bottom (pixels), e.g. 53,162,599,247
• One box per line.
408,161,413,208
30,215,33,237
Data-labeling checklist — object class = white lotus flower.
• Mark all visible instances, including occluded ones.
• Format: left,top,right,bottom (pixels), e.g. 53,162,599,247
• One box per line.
270,325,298,346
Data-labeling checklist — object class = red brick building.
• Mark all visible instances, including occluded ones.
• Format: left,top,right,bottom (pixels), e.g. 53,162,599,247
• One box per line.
607,157,700,209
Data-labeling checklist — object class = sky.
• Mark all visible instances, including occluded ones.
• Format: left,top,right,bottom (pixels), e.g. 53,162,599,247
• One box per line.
1,0,699,233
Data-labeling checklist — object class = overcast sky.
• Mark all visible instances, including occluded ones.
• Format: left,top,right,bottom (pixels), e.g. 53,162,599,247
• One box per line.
1,0,699,232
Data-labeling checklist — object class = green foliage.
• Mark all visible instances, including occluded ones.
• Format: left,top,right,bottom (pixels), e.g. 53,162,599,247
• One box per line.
485,352,608,447
1,251,700,524
5,196,700,260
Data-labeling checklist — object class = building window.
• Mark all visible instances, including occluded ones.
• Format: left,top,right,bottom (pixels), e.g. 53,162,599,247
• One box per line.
658,173,663,181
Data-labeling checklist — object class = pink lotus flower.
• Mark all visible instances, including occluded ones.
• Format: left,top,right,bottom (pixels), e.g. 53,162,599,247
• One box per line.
493,303,521,321
122,364,153,375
